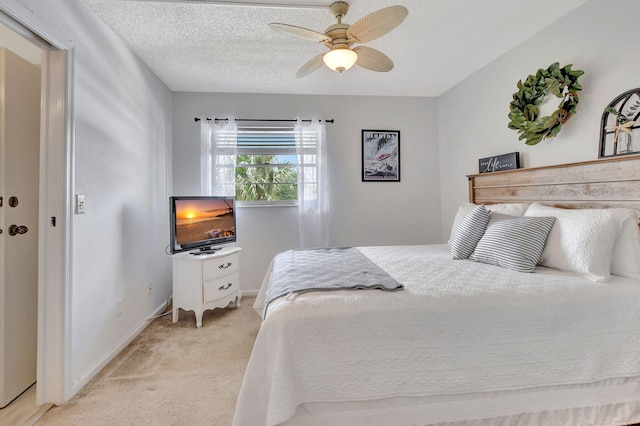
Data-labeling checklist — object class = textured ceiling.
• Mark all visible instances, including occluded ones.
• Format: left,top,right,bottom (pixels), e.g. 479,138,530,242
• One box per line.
82,0,588,96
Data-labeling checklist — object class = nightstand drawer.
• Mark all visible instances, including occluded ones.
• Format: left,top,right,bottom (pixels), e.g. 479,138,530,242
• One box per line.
202,253,239,280
203,273,238,303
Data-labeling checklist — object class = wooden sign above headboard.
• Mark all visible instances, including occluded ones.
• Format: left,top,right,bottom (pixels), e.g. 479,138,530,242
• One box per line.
467,155,640,209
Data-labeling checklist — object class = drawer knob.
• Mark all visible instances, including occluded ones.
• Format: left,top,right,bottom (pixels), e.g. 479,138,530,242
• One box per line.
218,262,232,269
218,282,233,291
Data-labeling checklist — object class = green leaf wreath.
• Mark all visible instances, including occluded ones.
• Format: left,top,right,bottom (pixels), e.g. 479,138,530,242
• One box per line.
508,62,584,146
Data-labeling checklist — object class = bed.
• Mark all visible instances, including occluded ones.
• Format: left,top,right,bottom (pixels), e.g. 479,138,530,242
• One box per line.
233,156,640,426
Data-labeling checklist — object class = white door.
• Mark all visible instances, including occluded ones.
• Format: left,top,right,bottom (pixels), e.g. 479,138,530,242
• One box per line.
0,47,40,408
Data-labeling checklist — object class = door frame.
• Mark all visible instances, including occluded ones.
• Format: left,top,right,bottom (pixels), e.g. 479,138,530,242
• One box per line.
0,5,74,405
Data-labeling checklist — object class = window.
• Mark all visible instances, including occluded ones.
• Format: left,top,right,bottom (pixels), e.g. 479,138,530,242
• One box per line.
235,126,298,204
202,119,325,217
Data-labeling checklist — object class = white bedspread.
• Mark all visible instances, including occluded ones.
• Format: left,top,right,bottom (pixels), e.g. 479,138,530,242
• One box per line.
233,244,640,426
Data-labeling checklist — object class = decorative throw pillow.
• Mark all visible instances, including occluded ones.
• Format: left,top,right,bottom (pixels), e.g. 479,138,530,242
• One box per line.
485,211,519,226
450,205,490,260
524,203,635,281
449,202,530,243
470,215,556,273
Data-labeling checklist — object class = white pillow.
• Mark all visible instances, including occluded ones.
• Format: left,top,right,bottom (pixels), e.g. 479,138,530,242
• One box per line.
488,203,532,216
524,203,634,281
449,202,530,243
611,211,640,280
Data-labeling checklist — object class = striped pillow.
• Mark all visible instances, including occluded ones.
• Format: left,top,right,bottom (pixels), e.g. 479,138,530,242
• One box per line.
469,215,556,272
450,205,490,259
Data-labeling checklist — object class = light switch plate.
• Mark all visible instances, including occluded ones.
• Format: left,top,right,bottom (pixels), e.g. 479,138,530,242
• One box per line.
75,194,86,214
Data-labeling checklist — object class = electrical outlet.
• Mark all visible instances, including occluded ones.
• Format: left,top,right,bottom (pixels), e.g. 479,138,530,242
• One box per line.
147,282,152,296
117,298,124,316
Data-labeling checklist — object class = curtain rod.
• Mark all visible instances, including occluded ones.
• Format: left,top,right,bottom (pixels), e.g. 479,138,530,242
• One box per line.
114,1,329,10
194,117,334,124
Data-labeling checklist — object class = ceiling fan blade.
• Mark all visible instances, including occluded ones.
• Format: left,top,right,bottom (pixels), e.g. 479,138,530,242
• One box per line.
296,53,325,78
346,5,408,43
269,23,330,43
353,46,394,72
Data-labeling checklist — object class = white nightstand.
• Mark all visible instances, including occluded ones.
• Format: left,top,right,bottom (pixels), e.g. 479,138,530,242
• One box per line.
172,246,242,328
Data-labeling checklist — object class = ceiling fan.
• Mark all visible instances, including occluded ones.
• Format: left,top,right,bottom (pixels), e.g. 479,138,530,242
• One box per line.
269,1,408,78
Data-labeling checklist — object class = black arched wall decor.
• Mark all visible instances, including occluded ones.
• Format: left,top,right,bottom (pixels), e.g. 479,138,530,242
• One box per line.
599,88,640,158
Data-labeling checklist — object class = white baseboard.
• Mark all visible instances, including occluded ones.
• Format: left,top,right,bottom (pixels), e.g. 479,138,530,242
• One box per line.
69,298,170,396
242,289,258,297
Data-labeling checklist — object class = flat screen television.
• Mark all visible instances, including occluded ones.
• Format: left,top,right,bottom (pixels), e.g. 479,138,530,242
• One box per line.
169,196,236,255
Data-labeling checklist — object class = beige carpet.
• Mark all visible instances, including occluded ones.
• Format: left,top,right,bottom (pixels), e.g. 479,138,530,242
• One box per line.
37,296,260,426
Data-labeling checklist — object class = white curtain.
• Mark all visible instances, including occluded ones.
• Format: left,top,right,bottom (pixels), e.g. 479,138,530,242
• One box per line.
200,118,237,196
294,119,329,248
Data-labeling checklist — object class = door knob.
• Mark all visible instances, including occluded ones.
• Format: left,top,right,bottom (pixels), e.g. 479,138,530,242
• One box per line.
8,225,28,236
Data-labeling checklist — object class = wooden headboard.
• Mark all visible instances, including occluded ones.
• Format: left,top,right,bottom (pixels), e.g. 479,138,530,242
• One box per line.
468,155,640,210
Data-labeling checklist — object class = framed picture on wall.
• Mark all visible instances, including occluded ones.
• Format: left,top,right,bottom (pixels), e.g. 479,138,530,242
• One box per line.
362,130,400,182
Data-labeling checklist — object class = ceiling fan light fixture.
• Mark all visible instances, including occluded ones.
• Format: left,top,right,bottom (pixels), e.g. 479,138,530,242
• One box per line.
271,2,408,77
323,48,358,73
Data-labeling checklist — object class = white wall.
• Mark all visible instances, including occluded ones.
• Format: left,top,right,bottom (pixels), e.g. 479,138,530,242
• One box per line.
437,0,640,241
173,93,441,291
0,0,173,398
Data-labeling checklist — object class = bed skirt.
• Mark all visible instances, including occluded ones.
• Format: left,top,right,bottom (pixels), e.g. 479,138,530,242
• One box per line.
282,376,640,426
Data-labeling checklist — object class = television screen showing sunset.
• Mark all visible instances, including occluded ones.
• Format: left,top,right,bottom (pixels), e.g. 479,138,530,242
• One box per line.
174,198,235,245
